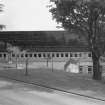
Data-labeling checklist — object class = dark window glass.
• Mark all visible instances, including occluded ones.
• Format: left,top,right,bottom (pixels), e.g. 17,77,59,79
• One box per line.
88,53,92,57
0,54,2,57
47,54,50,57
61,53,64,57
29,54,32,57
65,53,68,57
4,54,6,57
79,66,83,73
38,54,41,57
34,54,37,57
43,53,46,57
88,66,92,73
75,53,77,57
56,53,59,57
12,54,15,57
17,54,19,57
52,53,55,57
70,53,72,57
25,54,28,57
21,54,24,57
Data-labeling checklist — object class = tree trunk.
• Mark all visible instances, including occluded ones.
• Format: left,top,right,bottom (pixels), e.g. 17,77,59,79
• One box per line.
16,57,18,69
47,59,48,67
92,54,102,80
25,59,28,76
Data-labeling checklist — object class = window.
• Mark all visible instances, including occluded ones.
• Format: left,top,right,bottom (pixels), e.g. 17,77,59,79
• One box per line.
79,66,83,73
65,53,68,57
25,54,28,57
47,54,50,58
21,54,24,57
61,53,64,57
29,54,32,57
0,54,2,57
88,53,92,57
4,54,6,57
79,53,82,57
52,53,55,57
88,66,92,74
38,53,41,57
70,53,73,57
16,54,19,57
56,53,59,57
75,53,77,57
12,54,15,57
34,54,37,57
43,53,46,57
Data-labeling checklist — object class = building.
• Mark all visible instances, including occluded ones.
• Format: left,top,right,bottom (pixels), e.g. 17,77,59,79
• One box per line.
0,46,93,74
0,31,93,73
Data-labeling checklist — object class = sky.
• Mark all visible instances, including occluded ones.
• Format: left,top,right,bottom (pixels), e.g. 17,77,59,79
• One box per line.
0,0,63,31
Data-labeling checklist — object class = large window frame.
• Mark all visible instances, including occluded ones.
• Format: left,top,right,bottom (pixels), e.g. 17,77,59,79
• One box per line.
88,66,93,74
79,66,83,73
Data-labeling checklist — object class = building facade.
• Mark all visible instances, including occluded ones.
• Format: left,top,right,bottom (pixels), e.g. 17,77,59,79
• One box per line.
0,46,93,74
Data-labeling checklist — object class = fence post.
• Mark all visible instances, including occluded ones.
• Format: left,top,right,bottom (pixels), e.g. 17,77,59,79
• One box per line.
52,57,53,72
25,58,28,76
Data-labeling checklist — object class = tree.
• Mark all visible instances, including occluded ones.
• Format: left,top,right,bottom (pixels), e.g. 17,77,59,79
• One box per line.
0,25,5,30
0,4,5,31
7,45,21,68
49,0,105,80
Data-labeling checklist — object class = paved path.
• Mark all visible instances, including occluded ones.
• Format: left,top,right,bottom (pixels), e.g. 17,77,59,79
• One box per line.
0,78,104,105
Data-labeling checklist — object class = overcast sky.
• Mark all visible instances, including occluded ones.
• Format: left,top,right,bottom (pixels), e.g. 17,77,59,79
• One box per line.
0,0,63,31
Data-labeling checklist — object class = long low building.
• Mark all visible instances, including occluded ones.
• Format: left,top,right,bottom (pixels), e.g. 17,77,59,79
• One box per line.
0,46,93,74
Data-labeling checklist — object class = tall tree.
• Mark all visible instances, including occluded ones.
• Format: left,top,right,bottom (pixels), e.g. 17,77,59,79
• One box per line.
49,0,105,80
0,4,5,31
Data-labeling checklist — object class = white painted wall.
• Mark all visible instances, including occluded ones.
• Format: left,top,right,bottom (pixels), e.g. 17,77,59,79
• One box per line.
66,64,79,73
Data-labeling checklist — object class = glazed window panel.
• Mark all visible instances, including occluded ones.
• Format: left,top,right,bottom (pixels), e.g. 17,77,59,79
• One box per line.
56,53,59,57
12,54,15,57
47,54,50,57
29,54,32,57
70,53,73,57
38,53,41,57
34,54,37,57
21,54,24,57
4,54,6,57
79,66,83,73
52,53,55,57
88,66,92,74
61,53,64,57
65,53,68,57
43,53,46,57
88,53,92,57
25,54,28,57
16,54,19,57
75,53,77,57
0,54,2,57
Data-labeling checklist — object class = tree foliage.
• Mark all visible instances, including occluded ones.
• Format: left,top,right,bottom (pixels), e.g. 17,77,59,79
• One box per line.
0,4,5,31
0,25,6,30
49,0,105,80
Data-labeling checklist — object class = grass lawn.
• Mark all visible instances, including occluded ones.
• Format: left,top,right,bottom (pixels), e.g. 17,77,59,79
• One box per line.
0,67,105,100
